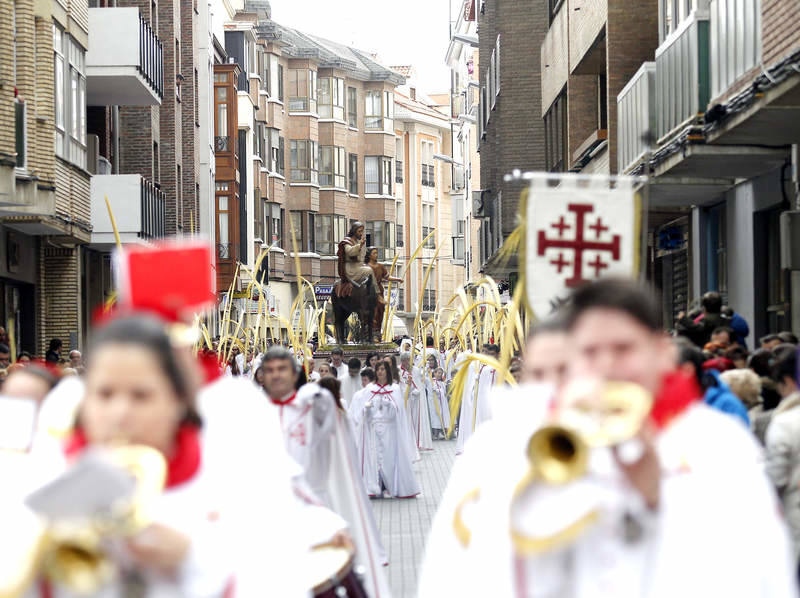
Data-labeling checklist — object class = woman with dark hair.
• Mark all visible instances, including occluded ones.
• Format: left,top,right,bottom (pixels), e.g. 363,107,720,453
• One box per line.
365,352,379,370
55,315,234,598
359,361,420,499
317,374,343,410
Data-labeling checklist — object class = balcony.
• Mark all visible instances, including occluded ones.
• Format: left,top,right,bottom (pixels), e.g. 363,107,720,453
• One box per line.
617,62,656,173
86,8,163,106
655,10,710,141
90,174,165,249
709,0,761,101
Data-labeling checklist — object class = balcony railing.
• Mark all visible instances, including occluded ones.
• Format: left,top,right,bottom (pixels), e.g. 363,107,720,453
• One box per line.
655,10,710,141
90,174,165,246
710,0,761,100
139,177,165,240
617,62,656,173
87,8,164,106
138,14,164,99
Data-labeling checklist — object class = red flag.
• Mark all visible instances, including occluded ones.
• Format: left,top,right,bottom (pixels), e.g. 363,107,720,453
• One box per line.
117,242,215,322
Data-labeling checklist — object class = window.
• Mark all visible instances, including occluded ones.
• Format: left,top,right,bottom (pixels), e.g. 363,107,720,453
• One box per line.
348,153,358,194
395,137,403,183
396,200,405,248
288,69,317,112
14,100,26,169
290,211,316,253
347,87,357,127
175,40,181,101
315,214,347,256
544,91,567,172
366,90,394,131
396,224,404,248
318,77,345,120
495,35,501,96
598,74,608,130
267,203,282,246
267,129,284,175
422,203,436,249
365,221,396,260
290,140,318,183
254,195,265,241
365,156,392,195
319,146,346,188
194,68,199,125
278,65,284,101
153,141,159,182
254,123,265,160
216,182,232,260
53,26,87,168
214,86,230,152
382,158,392,195
423,272,437,311
421,141,435,187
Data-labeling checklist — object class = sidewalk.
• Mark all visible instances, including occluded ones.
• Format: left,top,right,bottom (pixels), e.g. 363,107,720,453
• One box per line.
371,438,457,598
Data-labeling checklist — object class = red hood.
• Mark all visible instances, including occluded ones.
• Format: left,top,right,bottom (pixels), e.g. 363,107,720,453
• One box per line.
649,370,701,430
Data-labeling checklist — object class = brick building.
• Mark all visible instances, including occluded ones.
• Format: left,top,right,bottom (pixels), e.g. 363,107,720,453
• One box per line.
208,0,407,333
473,0,548,279
392,83,467,329
614,0,800,339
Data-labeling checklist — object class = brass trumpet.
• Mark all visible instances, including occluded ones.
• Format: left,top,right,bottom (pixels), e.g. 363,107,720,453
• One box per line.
510,381,653,555
1,445,166,598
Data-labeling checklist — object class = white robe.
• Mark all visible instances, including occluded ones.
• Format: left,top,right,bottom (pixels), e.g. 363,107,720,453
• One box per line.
361,383,421,499
401,365,433,452
455,355,478,454
339,373,362,410
425,375,450,432
332,362,349,379
393,379,421,463
420,385,797,598
269,383,391,598
473,363,495,428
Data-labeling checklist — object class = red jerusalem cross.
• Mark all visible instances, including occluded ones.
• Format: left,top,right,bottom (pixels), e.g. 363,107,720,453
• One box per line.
537,203,621,287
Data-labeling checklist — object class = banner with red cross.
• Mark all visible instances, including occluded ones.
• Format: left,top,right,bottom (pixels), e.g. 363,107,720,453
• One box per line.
525,174,642,319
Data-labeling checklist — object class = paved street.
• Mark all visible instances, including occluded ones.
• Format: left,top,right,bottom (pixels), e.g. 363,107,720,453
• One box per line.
371,439,457,598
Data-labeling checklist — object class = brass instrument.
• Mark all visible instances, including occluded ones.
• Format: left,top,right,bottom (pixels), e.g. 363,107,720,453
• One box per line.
509,380,653,555
0,445,166,598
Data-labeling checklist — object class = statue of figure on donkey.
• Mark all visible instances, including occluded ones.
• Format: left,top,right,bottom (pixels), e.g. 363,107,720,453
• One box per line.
331,222,379,344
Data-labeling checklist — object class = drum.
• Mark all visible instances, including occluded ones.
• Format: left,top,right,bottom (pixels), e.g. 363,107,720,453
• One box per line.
308,546,369,598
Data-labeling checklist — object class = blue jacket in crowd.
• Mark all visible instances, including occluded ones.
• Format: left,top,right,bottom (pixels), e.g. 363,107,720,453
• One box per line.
703,370,750,426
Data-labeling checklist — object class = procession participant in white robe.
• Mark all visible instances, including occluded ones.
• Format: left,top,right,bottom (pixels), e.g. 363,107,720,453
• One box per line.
330,347,348,379
455,351,478,454
347,367,376,455
360,362,421,499
420,278,797,598
260,349,390,598
400,352,433,452
339,358,363,409
28,315,238,598
428,367,450,439
470,344,498,429
423,356,446,440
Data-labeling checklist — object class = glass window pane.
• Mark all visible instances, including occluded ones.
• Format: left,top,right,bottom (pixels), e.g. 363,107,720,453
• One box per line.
365,157,379,194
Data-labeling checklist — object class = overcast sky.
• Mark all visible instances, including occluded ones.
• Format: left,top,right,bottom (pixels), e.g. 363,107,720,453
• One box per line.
272,0,454,95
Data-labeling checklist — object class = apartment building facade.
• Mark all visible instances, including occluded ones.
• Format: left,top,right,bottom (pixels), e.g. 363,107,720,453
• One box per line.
615,0,800,340
473,0,548,278
392,84,466,327
209,1,405,332
445,3,483,288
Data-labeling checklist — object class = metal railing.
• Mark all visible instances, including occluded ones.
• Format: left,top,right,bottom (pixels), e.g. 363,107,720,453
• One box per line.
139,177,165,239
138,14,164,99
710,0,761,99
655,10,710,140
617,62,656,173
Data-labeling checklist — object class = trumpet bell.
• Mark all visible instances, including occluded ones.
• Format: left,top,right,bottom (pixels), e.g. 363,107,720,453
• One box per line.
527,426,588,485
43,527,113,596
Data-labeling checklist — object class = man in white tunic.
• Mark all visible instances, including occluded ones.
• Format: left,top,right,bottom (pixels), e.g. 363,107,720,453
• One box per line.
420,278,797,598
